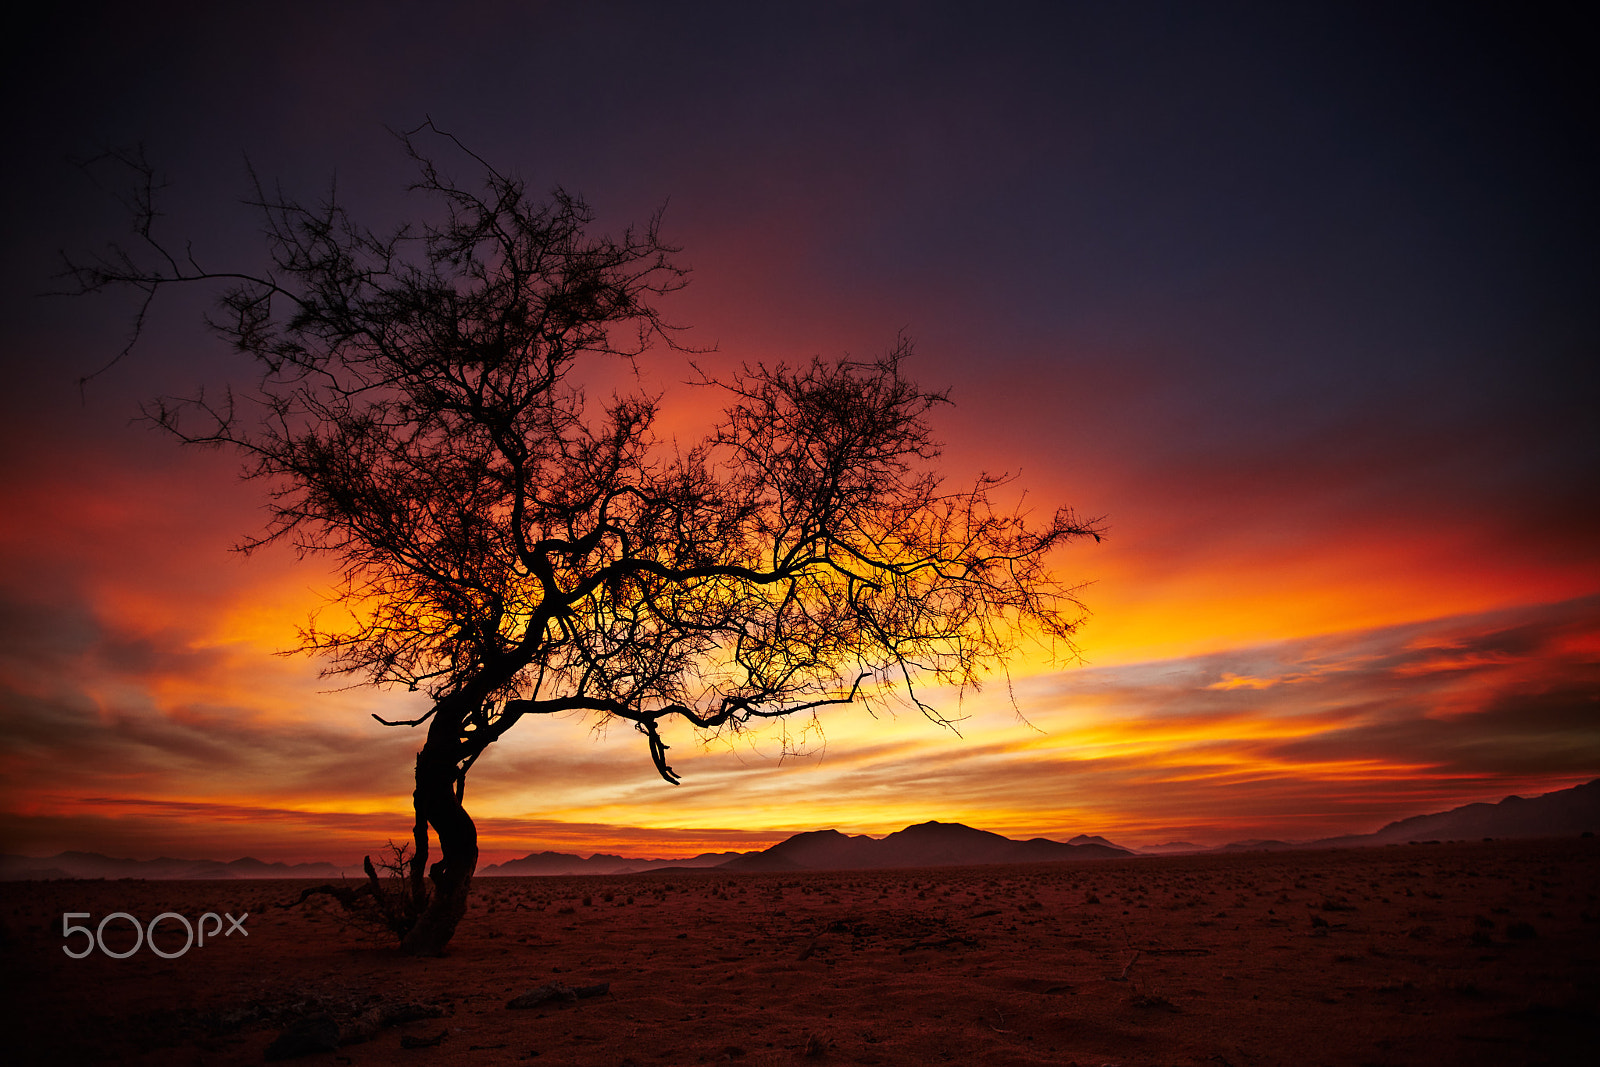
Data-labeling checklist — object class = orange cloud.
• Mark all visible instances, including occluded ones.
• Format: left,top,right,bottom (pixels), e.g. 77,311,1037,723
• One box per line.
4,349,1598,864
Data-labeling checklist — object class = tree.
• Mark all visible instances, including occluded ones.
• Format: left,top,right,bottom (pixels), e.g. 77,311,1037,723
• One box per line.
65,126,1102,955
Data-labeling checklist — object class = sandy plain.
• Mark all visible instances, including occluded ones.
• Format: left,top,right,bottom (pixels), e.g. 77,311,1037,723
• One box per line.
2,837,1596,1066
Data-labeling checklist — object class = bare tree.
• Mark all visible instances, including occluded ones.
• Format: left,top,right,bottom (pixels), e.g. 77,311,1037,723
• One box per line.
64,126,1101,955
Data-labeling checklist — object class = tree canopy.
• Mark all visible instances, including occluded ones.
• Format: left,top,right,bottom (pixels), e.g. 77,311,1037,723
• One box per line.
66,126,1101,952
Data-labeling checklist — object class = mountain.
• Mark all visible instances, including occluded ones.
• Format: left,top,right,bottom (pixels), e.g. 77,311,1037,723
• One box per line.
480,850,625,876
1217,839,1298,852
719,829,877,871
0,851,359,881
491,822,1136,875
1134,841,1205,855
1200,779,1600,854
9,781,1590,881
1315,779,1600,847
480,850,741,876
721,821,1132,872
1068,833,1132,851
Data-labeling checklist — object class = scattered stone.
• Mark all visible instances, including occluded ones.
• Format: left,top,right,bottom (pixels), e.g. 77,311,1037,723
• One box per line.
339,1001,445,1045
400,1030,448,1049
507,980,610,1009
507,983,577,1009
898,935,978,953
264,1014,340,1060
1130,992,1181,1012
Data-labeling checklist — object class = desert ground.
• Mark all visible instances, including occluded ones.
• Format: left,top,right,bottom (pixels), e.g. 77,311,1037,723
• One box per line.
2,837,1595,1066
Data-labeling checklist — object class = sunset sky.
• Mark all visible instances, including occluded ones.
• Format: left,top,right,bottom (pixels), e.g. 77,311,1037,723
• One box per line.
2,3,1596,864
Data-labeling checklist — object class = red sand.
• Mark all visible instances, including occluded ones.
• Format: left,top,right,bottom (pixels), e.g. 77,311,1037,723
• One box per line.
3,837,1596,1065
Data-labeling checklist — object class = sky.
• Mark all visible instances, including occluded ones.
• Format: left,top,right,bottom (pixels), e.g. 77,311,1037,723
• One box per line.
1,2,1596,863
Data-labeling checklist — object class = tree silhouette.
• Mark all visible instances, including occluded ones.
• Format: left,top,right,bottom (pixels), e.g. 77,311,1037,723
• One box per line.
65,126,1102,954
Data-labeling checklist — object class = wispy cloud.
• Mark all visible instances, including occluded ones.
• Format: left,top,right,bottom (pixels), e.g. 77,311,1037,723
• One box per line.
4,589,1596,859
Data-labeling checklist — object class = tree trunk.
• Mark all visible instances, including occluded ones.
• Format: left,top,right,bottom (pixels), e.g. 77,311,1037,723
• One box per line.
399,736,479,956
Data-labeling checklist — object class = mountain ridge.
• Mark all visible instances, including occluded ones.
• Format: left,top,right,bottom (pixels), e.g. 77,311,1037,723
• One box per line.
5,779,1593,880
720,820,1132,872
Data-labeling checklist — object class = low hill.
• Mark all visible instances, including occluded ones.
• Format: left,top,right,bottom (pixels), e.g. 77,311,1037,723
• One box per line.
10,781,1590,880
722,821,1131,872
479,850,739,876
1315,778,1600,847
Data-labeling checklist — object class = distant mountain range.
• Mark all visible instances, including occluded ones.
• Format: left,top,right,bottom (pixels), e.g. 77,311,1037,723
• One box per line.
479,850,741,876
5,779,1595,880
1311,777,1600,848
714,821,1131,871
477,823,1130,876
1199,778,1600,853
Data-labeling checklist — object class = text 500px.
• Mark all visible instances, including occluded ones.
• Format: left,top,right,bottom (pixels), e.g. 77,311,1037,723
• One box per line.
61,911,248,958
